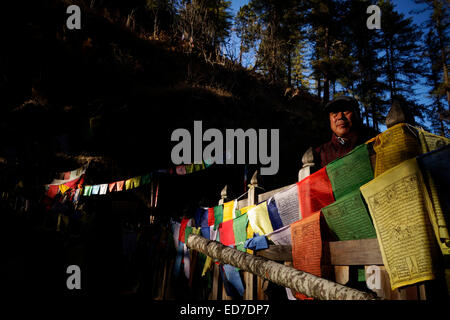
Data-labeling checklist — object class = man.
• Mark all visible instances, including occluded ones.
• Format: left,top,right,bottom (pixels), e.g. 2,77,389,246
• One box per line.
306,96,376,169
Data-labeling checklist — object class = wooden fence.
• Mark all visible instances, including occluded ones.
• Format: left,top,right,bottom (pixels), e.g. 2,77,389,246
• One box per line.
205,168,430,300
152,170,430,300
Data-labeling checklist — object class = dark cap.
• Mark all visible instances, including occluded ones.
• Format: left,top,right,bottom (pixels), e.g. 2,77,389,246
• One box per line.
324,96,359,113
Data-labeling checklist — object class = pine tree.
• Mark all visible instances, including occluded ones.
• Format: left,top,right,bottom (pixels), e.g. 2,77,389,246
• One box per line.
340,0,384,130
177,0,233,59
414,0,449,111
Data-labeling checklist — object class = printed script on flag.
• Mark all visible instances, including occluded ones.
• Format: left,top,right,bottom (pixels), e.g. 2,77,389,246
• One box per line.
360,158,438,290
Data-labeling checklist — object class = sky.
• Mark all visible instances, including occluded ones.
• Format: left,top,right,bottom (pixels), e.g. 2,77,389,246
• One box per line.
226,0,436,130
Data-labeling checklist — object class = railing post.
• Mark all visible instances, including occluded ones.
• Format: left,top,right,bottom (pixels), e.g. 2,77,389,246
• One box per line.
247,171,268,300
218,185,233,300
299,147,314,181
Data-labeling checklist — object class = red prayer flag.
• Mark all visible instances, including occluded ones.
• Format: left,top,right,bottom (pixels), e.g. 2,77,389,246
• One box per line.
179,218,190,243
219,219,235,246
208,207,215,226
296,167,334,219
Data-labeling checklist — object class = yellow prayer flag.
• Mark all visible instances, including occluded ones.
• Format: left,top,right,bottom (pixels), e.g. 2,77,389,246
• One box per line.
372,123,421,177
418,128,450,154
247,201,273,236
223,200,235,222
125,178,133,190
59,184,70,194
202,256,212,277
360,158,438,290
132,176,141,188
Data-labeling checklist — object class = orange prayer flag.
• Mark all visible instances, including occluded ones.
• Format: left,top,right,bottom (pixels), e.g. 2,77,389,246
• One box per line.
290,211,332,300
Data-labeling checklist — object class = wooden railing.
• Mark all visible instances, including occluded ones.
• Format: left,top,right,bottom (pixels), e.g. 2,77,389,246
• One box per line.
204,169,427,300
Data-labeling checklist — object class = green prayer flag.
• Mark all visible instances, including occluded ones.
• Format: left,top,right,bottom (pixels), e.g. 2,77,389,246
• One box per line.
214,205,223,230
185,226,193,244
233,214,249,252
141,173,151,185
358,268,366,282
326,144,374,200
322,189,376,241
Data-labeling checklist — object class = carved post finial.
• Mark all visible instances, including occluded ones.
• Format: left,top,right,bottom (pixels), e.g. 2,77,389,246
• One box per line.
219,185,229,205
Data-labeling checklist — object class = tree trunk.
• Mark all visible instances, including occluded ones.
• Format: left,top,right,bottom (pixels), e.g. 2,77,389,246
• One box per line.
434,3,450,110
187,234,378,300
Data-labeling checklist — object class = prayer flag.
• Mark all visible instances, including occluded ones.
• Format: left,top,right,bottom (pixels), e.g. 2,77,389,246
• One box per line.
326,144,374,200
99,184,108,195
267,225,292,245
208,207,215,227
179,218,190,243
223,264,245,297
141,173,151,185
322,189,376,241
296,167,335,219
248,201,273,235
115,180,124,191
223,200,235,222
372,123,421,177
194,207,209,228
360,158,438,290
92,185,100,195
131,176,141,188
417,145,450,255
273,184,301,226
219,219,235,246
83,185,93,196
418,128,450,154
291,211,326,299
108,182,116,192
59,184,70,194
267,197,283,231
233,213,249,252
176,165,186,175
214,205,224,230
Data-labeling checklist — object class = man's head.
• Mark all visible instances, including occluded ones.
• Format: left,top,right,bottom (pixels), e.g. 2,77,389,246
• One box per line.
324,96,360,138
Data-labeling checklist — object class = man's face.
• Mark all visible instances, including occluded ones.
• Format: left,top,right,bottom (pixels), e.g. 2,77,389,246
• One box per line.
329,108,354,138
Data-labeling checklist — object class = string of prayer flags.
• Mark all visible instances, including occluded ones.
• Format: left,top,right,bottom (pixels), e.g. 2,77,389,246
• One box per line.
248,201,273,236
326,144,374,200
321,189,376,241
372,123,422,177
296,167,335,219
418,128,450,154
417,145,450,255
360,158,438,290
291,211,331,300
